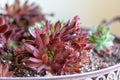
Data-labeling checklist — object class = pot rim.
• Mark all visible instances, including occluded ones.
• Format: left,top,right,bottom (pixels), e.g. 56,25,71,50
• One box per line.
1,63,120,80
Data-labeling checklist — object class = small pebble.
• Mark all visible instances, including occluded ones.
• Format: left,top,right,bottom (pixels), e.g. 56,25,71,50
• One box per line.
27,74,30,77
8,61,12,64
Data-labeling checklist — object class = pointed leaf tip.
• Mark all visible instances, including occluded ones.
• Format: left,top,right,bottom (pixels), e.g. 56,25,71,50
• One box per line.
0,17,5,26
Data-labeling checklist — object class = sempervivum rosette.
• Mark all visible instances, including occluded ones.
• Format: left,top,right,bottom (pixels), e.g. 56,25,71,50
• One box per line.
89,26,114,56
0,0,52,31
14,16,94,76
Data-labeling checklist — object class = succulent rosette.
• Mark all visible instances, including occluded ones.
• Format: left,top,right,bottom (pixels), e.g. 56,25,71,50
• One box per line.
19,16,93,75
89,26,114,55
0,0,52,31
89,26,114,51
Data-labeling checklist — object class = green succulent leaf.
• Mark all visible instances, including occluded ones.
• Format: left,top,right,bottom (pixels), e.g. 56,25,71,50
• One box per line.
30,21,46,30
46,51,54,60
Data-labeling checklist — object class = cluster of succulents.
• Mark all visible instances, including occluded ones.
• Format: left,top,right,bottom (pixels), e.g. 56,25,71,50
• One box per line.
0,0,119,77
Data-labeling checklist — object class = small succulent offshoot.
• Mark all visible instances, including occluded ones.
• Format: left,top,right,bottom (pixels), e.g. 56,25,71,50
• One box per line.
89,26,114,51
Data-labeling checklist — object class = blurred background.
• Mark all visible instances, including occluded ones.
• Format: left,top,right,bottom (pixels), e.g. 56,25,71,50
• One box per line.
0,0,120,36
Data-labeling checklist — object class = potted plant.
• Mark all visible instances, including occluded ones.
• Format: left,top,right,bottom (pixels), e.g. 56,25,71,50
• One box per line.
0,0,120,80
